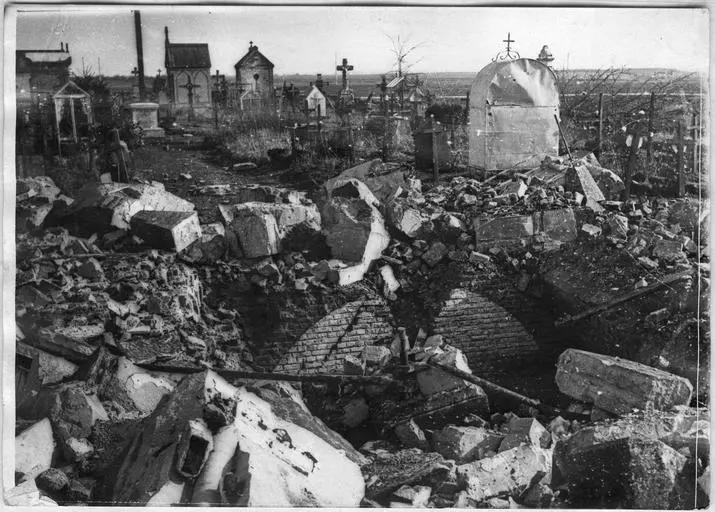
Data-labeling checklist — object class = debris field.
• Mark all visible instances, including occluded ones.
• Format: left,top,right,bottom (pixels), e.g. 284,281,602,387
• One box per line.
12,152,710,508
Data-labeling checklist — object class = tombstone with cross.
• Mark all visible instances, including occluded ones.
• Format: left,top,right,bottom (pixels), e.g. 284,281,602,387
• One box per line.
336,57,355,113
179,75,201,120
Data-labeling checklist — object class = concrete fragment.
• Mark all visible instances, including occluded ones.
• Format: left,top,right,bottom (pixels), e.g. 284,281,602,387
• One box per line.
555,349,693,415
130,210,202,252
499,417,551,451
394,419,430,451
15,418,55,481
456,445,552,503
432,425,504,463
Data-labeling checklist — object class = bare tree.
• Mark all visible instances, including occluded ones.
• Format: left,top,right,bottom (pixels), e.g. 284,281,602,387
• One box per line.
385,34,426,77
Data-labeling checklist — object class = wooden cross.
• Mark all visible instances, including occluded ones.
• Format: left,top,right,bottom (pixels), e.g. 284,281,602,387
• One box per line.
131,67,140,78
336,57,354,90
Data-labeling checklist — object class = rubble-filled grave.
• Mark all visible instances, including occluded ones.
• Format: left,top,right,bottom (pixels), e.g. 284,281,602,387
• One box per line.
12,149,709,508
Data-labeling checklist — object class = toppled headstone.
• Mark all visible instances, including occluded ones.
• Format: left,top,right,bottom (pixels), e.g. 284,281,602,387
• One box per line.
130,210,202,252
539,208,577,243
565,164,606,203
474,215,533,250
325,158,413,204
653,239,686,263
555,349,693,415
432,425,504,463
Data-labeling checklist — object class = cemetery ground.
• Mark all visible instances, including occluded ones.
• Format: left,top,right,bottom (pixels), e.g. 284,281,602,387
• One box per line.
12,77,710,507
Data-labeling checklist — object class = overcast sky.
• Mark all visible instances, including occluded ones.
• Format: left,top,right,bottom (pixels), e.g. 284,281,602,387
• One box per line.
13,5,709,77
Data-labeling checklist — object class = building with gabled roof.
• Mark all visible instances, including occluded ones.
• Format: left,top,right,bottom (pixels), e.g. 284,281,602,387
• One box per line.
16,43,72,100
164,27,212,107
234,42,275,110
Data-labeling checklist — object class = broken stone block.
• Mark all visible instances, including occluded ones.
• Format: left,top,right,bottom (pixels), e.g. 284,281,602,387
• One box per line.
421,241,448,267
407,385,490,431
325,158,411,204
645,307,671,327
343,354,365,375
342,397,370,428
608,214,629,239
232,161,258,171
322,179,390,285
581,223,602,237
394,419,430,451
16,342,78,388
498,417,551,451
539,208,577,243
65,182,195,236
363,448,449,500
35,468,70,497
638,256,659,270
555,349,693,415
364,345,392,367
130,210,202,253
595,168,625,200
15,418,55,481
385,198,431,238
97,356,179,415
5,479,59,506
29,324,104,363
565,164,606,202
432,425,504,463
228,206,280,258
553,435,688,508
474,215,533,249
456,445,552,503
391,484,432,508
653,239,686,263
77,257,104,279
65,437,95,461
379,264,400,294
322,179,389,261
416,346,473,396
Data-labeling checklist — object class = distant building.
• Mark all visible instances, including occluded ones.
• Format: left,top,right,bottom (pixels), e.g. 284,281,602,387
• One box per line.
234,42,275,110
305,85,327,118
16,43,72,100
164,27,212,106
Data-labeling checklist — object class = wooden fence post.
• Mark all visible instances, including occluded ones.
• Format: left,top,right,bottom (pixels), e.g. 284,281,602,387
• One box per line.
646,92,655,170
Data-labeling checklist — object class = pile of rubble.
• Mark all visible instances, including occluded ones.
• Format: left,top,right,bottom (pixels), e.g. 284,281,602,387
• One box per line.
11,152,709,507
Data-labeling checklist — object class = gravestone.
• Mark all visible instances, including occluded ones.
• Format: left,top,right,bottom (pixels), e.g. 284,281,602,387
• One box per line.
128,102,165,138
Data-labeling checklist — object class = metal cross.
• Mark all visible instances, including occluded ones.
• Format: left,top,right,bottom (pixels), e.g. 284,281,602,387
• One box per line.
503,32,515,53
336,57,354,90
